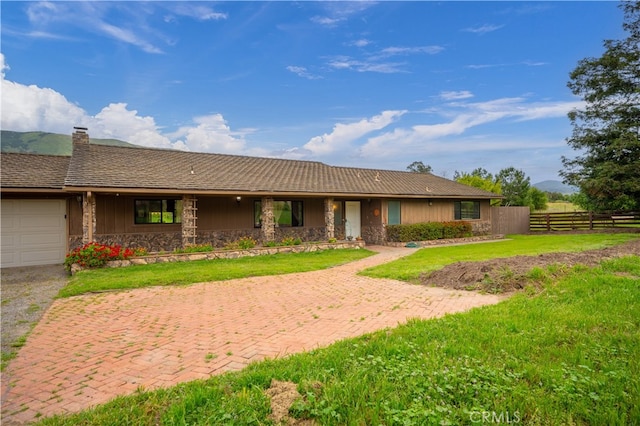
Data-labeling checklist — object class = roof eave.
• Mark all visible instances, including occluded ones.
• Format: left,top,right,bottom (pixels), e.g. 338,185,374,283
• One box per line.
62,185,500,199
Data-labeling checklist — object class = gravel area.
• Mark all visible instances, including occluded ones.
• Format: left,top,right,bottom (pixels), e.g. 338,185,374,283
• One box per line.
1,265,69,358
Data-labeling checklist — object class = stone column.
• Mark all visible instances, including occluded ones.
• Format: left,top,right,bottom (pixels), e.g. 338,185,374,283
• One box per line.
182,195,198,246
324,197,335,240
261,197,275,242
82,192,96,244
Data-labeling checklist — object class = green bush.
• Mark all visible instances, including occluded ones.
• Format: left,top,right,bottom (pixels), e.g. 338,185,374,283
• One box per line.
174,244,214,254
238,236,257,249
442,221,472,238
281,236,302,246
386,221,472,242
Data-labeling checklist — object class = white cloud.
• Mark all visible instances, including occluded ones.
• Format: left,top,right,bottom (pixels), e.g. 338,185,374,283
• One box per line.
349,39,371,48
286,65,323,80
1,55,87,134
97,22,164,54
327,56,407,73
26,1,62,25
311,16,344,26
311,2,375,27
462,24,504,35
92,103,174,149
378,45,445,57
171,114,247,154
169,4,228,21
439,90,474,101
304,110,407,156
360,97,582,159
1,53,9,77
0,59,249,154
326,44,443,74
465,63,504,69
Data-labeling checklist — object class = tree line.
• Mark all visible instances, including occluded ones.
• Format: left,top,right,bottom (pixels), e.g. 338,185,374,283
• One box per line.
407,162,548,210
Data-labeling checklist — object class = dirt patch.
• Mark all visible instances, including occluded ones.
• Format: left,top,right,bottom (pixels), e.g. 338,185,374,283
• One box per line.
1,265,69,358
420,239,640,293
265,380,317,426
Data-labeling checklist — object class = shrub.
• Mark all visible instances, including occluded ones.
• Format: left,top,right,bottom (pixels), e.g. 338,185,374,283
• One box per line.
281,236,302,246
237,236,257,249
174,244,213,254
64,242,138,271
442,221,473,238
386,221,472,242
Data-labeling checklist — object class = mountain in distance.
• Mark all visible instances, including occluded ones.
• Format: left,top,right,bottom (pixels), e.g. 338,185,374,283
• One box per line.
1,130,137,156
533,180,578,194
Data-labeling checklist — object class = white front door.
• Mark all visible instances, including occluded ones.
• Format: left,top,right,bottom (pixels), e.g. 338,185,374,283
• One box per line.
345,201,361,239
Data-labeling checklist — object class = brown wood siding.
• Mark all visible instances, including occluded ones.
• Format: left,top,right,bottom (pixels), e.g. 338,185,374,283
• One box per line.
96,195,182,234
301,198,324,227
198,196,254,230
382,199,492,224
95,195,328,233
68,197,83,236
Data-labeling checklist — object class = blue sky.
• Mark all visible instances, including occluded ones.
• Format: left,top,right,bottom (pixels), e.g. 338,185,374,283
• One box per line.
0,1,626,183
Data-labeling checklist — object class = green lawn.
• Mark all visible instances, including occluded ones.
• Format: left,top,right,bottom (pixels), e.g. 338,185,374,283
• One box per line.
360,233,640,282
58,248,374,298
38,253,640,425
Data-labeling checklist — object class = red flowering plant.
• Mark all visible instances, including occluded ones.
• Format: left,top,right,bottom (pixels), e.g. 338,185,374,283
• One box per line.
64,242,145,271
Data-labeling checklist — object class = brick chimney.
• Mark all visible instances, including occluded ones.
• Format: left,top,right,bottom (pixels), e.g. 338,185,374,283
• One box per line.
72,127,89,144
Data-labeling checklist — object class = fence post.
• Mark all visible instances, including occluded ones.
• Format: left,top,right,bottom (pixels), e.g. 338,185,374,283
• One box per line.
546,214,550,231
589,212,593,230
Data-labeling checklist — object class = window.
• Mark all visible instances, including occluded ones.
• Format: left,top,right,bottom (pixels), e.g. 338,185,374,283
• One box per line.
254,200,304,227
454,201,480,220
135,199,182,224
388,201,401,225
333,201,344,225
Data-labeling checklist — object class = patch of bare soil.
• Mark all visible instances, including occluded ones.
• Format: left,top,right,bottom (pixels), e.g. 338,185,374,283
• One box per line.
265,380,317,425
420,239,640,293
1,265,68,357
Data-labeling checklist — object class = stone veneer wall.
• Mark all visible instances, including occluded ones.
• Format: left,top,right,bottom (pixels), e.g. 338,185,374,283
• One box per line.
384,234,504,247
273,227,326,242
70,227,331,252
71,241,366,274
361,224,386,245
471,220,492,236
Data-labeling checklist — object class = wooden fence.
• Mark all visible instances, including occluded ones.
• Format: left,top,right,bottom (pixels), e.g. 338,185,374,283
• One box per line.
491,206,531,235
530,211,640,231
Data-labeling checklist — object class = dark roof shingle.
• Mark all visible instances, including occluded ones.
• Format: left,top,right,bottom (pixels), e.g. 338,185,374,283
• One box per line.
1,153,70,189
62,143,498,198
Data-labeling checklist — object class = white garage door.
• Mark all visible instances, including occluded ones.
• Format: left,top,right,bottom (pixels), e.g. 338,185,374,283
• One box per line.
1,199,67,268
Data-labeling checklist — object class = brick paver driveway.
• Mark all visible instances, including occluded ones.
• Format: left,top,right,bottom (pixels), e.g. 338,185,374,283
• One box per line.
1,245,503,424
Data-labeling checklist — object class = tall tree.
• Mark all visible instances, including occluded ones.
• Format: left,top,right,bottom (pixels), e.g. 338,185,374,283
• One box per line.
454,168,502,206
561,1,640,211
406,161,432,174
529,187,548,211
497,167,531,207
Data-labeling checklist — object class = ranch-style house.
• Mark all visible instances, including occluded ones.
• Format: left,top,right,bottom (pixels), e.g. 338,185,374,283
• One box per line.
1,128,500,268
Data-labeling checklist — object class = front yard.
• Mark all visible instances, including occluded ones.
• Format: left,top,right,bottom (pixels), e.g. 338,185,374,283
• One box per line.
27,233,640,424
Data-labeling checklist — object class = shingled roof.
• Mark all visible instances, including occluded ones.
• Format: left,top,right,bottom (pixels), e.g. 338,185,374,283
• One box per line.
1,153,70,192
61,143,498,199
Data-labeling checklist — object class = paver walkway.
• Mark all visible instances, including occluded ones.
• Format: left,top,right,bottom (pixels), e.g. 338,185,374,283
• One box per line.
1,246,504,424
